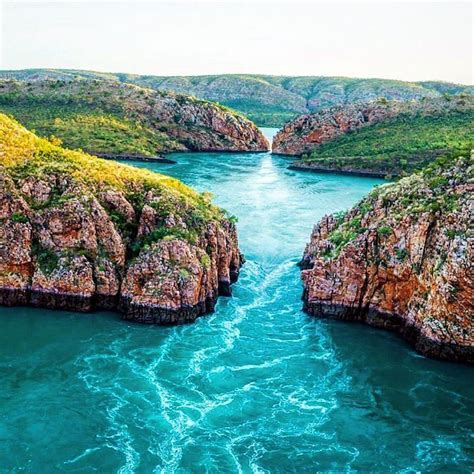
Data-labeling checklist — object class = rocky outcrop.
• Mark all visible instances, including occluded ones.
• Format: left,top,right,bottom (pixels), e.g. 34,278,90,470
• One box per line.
158,95,269,152
273,102,395,156
0,114,242,324
300,155,473,363
272,97,472,156
120,221,241,323
0,173,242,323
0,79,269,155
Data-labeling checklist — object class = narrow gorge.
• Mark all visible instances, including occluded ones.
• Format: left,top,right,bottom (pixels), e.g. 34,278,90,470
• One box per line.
0,77,473,471
2,1,473,471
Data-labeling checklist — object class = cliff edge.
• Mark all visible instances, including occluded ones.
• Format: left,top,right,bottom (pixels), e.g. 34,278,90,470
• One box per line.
300,152,473,362
0,114,243,324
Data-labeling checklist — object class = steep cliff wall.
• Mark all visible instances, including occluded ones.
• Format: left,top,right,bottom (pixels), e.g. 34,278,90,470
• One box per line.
0,114,242,324
0,79,269,157
273,97,473,158
273,101,400,155
300,154,473,362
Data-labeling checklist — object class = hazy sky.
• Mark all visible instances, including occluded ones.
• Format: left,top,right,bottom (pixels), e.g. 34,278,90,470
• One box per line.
1,0,472,83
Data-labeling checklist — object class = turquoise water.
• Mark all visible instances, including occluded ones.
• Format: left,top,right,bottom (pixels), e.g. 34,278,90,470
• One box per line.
0,129,473,472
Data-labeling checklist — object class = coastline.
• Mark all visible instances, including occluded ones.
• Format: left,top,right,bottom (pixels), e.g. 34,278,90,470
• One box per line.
0,282,238,325
94,153,177,164
288,161,388,178
302,298,474,364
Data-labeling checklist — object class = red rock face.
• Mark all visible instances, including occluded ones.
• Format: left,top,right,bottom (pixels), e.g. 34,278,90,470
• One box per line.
0,172,242,324
272,102,397,155
162,99,270,152
120,221,242,324
300,158,474,363
272,98,471,156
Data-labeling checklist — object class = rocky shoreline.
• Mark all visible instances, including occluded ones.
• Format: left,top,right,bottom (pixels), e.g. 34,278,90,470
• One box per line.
95,153,177,164
0,276,240,325
0,114,244,325
0,194,244,323
288,162,386,178
302,298,473,363
0,79,270,155
299,155,473,363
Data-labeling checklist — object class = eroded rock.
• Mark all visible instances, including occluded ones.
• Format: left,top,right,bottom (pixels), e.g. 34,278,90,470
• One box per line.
300,156,474,363
0,171,242,323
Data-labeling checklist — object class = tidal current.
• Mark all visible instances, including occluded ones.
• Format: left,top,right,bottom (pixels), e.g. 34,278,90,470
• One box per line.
0,129,472,472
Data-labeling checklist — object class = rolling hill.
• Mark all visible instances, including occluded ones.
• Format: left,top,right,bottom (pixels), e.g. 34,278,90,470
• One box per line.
1,68,472,127
275,96,473,177
0,78,268,158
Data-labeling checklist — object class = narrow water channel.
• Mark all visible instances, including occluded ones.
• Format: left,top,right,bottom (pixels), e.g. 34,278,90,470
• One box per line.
0,129,472,472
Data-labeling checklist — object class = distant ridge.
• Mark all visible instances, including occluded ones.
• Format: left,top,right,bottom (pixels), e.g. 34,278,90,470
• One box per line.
0,78,269,157
1,68,472,127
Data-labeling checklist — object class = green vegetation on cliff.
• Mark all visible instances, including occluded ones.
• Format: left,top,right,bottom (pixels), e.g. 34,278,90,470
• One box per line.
0,113,242,322
6,109,177,158
1,69,472,126
301,103,473,177
321,150,472,260
300,148,473,363
0,113,223,232
0,78,267,157
0,80,180,156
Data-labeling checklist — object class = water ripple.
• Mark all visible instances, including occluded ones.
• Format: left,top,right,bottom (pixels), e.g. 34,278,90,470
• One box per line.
0,143,473,472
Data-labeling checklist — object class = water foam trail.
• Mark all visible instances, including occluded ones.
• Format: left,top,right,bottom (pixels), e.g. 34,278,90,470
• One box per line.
101,256,302,470
162,256,351,468
3,147,473,472
153,261,284,462
75,335,142,472
76,327,188,470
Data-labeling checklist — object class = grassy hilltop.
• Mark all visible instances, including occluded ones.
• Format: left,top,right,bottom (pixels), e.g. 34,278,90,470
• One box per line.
301,100,474,176
0,112,221,227
1,69,472,127
0,78,268,158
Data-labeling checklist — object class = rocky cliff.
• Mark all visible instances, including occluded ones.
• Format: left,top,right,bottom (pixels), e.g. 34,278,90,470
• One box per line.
0,114,243,323
1,69,472,127
272,97,473,156
273,100,400,156
300,153,473,363
0,79,269,157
